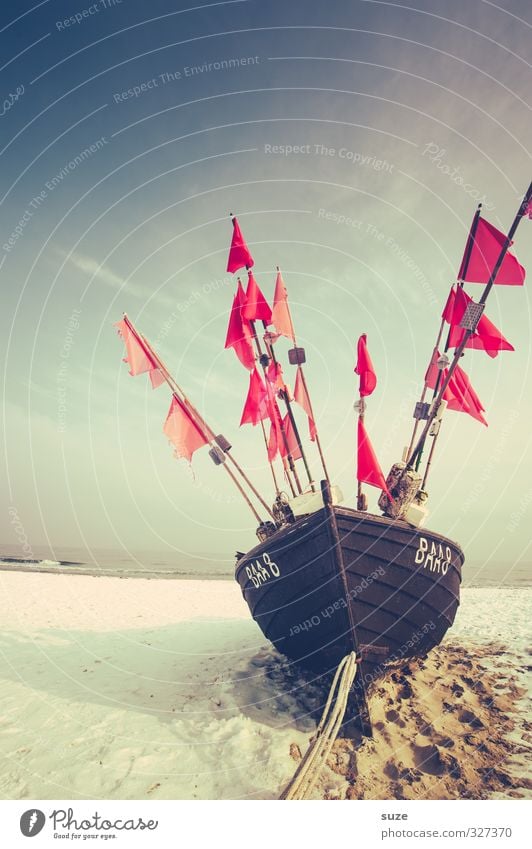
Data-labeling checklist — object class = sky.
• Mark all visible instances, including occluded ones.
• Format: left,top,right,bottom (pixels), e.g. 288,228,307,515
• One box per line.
0,0,531,574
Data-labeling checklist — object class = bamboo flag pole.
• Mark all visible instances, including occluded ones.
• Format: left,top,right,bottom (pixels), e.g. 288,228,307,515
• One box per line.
122,315,273,522
356,396,366,511
407,181,532,472
407,204,483,471
277,266,332,486
264,329,316,492
247,315,300,496
419,205,484,484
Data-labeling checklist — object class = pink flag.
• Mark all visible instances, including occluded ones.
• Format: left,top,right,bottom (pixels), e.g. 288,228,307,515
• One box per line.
446,285,514,358
357,419,391,497
271,271,295,341
458,215,525,285
294,367,316,441
115,318,164,389
224,280,255,370
226,216,254,274
240,368,268,426
280,413,302,461
425,352,487,426
163,396,208,462
243,271,272,324
441,286,456,323
266,393,284,461
354,333,377,396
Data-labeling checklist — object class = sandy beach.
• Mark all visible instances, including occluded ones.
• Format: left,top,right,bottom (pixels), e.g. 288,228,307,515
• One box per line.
0,571,530,801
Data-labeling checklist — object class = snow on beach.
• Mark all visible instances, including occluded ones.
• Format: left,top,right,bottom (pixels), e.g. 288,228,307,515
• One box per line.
0,572,530,800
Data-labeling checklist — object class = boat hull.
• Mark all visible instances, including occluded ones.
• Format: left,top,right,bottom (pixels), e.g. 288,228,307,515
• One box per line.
235,507,464,680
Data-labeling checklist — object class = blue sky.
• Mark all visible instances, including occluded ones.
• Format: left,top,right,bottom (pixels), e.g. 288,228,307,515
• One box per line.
1,0,531,573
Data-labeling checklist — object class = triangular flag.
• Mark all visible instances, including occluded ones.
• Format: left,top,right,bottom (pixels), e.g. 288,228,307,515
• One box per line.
445,285,514,358
280,413,302,461
240,368,268,426
226,216,254,274
224,280,255,370
115,318,164,389
242,271,272,324
458,215,525,285
271,271,295,341
266,392,284,461
293,367,316,441
354,333,377,396
447,364,488,426
357,418,391,497
163,396,209,462
425,352,487,426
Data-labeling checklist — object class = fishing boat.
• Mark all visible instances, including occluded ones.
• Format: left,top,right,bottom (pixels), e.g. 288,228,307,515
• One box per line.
115,183,531,734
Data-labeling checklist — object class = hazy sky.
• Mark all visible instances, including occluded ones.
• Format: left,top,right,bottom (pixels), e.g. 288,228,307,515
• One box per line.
1,0,531,574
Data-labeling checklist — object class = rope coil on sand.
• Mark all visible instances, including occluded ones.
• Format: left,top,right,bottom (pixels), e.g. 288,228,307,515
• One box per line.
280,652,359,800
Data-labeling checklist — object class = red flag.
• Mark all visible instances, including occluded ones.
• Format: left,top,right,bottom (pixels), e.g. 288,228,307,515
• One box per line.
354,334,377,396
271,271,295,341
280,413,302,461
163,396,208,462
240,368,268,426
226,216,254,274
445,285,514,358
357,419,391,497
458,215,525,285
243,271,272,324
441,286,456,322
266,360,285,391
115,318,164,389
265,382,284,460
224,281,255,371
294,367,316,441
425,352,487,426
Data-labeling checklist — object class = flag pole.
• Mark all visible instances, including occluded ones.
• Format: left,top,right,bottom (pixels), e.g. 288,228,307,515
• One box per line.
278,267,332,486
356,396,367,511
418,204,484,482
407,204,483,470
263,329,316,492
122,315,274,521
242,264,302,496
407,181,532,471
248,315,301,496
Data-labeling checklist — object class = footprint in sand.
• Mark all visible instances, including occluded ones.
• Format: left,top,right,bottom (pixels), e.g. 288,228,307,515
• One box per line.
458,709,485,729
385,709,406,728
411,742,447,776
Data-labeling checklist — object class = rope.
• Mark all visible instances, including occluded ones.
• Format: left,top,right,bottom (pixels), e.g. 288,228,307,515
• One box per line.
279,652,359,800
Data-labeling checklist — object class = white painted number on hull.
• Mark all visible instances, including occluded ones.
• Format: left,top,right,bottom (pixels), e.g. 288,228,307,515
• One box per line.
415,537,452,576
246,552,280,588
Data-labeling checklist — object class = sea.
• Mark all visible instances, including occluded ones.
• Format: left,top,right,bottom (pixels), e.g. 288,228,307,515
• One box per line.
0,543,529,586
